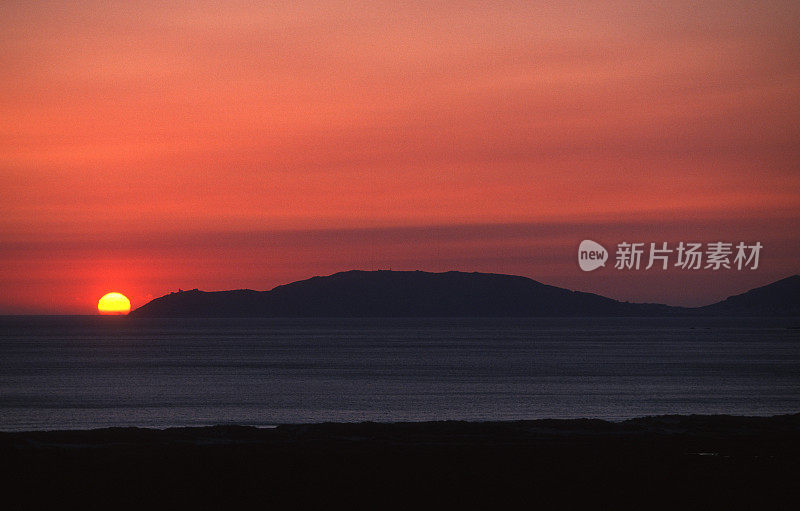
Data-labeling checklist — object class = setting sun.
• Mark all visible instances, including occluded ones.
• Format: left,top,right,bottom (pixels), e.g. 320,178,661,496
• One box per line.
98,292,131,315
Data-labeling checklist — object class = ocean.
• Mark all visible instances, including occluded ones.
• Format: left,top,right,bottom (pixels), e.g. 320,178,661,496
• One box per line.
1,316,798,431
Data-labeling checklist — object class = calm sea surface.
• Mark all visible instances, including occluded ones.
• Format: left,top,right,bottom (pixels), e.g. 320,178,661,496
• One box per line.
1,316,798,431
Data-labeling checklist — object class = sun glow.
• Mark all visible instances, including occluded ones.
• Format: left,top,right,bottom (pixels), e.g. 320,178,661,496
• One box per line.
98,292,131,315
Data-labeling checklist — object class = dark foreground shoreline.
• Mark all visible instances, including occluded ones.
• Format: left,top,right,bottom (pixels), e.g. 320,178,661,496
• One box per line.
3,414,799,509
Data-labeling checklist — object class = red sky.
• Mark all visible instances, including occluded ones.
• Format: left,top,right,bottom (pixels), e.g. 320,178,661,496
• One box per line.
2,1,799,313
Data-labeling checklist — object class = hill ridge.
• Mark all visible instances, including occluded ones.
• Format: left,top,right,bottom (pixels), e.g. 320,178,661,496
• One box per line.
130,270,799,318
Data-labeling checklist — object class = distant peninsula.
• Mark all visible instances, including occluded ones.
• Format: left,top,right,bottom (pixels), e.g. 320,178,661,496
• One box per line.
129,270,800,318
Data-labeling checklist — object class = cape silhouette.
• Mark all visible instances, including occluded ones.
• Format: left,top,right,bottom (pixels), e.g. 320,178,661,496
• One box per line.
129,270,800,318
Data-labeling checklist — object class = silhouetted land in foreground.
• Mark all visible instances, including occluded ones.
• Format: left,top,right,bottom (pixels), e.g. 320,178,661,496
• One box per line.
131,270,800,317
3,414,799,508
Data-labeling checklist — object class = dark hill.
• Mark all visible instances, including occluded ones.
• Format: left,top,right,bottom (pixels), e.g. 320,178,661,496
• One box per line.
130,270,800,318
130,270,678,317
698,275,800,316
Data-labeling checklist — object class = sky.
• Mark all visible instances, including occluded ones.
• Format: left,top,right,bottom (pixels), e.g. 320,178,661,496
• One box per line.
1,0,799,313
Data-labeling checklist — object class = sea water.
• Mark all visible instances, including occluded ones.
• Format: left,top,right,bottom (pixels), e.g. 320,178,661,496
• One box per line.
1,316,798,431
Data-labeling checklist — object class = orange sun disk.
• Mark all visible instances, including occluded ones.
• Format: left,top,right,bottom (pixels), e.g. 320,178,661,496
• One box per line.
98,292,131,315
